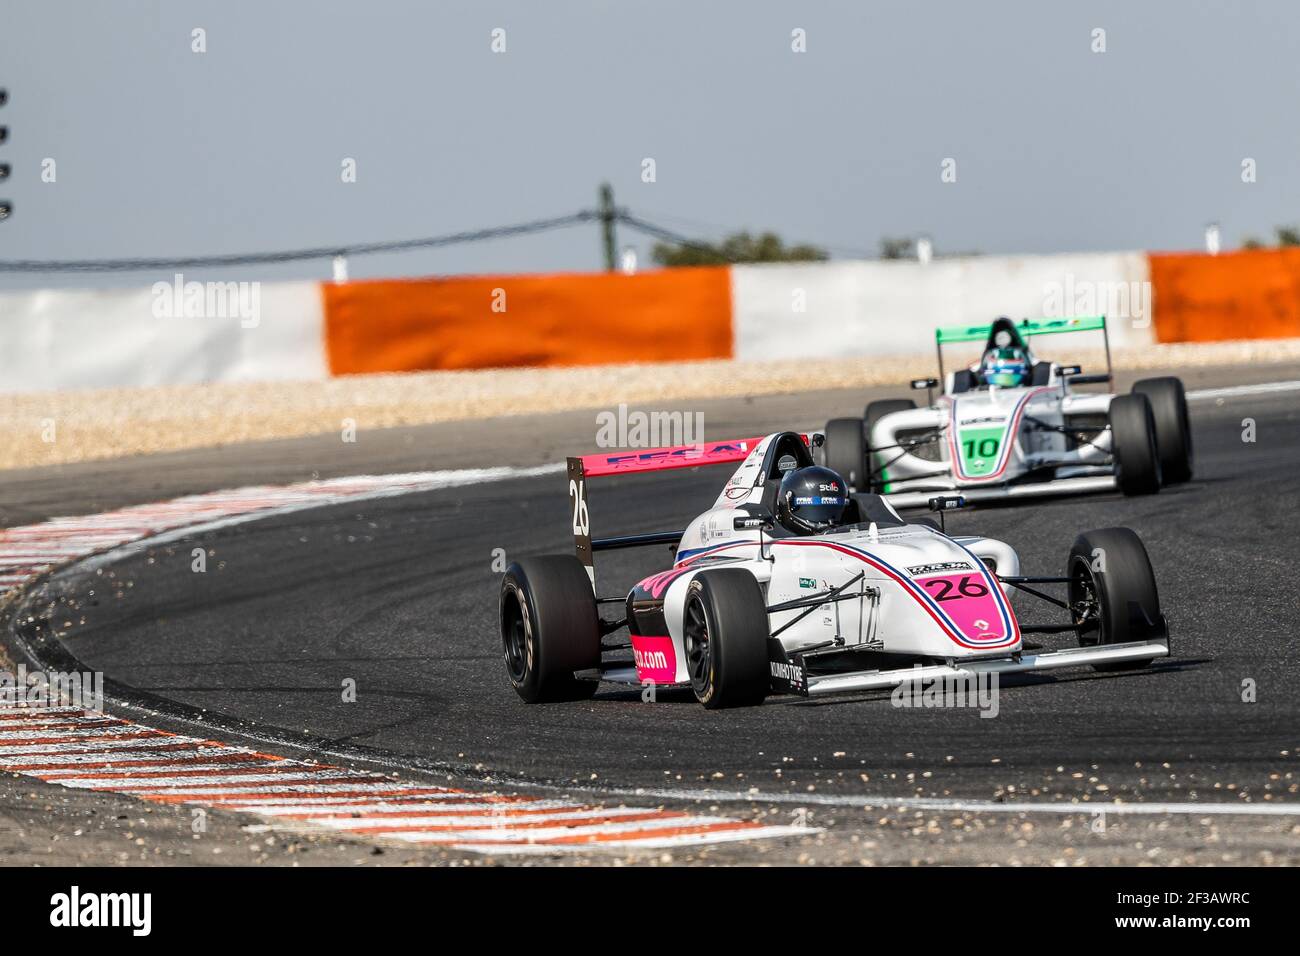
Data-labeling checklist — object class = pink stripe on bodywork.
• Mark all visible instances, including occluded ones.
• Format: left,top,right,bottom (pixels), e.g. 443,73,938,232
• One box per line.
674,538,1019,650
635,568,691,599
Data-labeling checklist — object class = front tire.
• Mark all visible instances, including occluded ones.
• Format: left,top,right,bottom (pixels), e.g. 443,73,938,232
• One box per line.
863,399,916,492
1067,528,1164,671
682,569,770,709
500,556,600,702
823,418,868,492
1132,377,1193,484
1109,393,1161,495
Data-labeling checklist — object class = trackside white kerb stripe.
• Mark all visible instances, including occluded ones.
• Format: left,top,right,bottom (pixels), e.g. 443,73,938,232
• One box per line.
0,465,809,854
0,710,806,852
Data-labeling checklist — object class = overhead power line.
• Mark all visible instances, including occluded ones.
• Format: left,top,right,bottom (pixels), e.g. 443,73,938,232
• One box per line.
616,212,718,250
0,211,599,273
0,202,849,274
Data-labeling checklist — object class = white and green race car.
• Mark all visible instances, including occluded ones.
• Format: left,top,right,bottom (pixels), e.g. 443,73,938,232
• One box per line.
822,316,1193,507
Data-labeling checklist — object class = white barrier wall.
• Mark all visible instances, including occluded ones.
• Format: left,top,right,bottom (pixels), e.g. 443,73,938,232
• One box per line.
0,281,327,393
0,252,1157,393
731,252,1155,362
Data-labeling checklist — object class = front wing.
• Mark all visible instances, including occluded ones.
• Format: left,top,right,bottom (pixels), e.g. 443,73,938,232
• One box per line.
773,638,1169,698
884,474,1117,509
587,635,1169,698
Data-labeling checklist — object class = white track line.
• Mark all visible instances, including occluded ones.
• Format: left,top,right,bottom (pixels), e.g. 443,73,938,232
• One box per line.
451,826,813,854
594,784,1300,818
1187,379,1300,400
377,817,741,843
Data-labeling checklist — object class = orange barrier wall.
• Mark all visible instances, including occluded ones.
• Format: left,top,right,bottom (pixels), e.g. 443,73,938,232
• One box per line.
322,268,732,374
1149,249,1300,343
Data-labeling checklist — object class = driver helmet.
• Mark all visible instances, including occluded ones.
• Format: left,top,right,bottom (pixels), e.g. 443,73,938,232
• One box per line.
776,466,849,536
981,345,1031,388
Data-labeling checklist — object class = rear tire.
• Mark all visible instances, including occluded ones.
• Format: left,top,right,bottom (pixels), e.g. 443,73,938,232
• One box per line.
1067,528,1164,671
500,556,600,702
1109,393,1161,496
682,569,770,709
863,399,917,492
1132,377,1193,484
823,418,868,492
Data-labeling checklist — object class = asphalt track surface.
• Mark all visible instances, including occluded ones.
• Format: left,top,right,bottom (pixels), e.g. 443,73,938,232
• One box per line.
6,364,1300,863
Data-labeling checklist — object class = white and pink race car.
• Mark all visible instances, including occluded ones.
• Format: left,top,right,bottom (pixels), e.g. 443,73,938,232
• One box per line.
499,430,1171,709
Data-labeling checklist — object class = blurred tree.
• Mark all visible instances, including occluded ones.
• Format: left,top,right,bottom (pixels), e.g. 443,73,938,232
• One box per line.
1240,226,1300,250
879,236,915,259
652,230,829,266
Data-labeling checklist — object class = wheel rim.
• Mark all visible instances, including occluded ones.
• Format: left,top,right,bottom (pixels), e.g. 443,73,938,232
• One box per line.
683,595,712,691
502,587,532,683
1068,558,1104,646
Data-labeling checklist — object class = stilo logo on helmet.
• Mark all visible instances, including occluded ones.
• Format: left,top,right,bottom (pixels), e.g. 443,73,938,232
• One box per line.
776,466,850,535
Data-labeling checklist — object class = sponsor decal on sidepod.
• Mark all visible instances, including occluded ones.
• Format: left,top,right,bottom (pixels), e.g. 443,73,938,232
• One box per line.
631,634,677,683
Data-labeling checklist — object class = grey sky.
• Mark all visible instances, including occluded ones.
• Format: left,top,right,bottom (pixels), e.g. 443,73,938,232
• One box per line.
2,0,1298,290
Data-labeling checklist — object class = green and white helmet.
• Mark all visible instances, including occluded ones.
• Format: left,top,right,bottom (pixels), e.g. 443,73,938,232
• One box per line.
981,345,1031,387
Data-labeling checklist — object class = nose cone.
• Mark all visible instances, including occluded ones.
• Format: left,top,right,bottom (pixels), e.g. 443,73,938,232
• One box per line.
876,533,1020,650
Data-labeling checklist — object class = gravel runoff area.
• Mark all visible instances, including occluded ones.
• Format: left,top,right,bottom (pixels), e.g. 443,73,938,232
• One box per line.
5,337,1300,472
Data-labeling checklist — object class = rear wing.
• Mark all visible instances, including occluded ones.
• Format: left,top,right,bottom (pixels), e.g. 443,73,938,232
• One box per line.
566,438,765,591
934,315,1108,344
934,315,1111,383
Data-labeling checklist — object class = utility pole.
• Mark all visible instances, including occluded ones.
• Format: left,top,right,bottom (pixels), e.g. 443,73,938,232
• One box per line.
598,182,616,271
1204,222,1221,256
0,88,9,222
